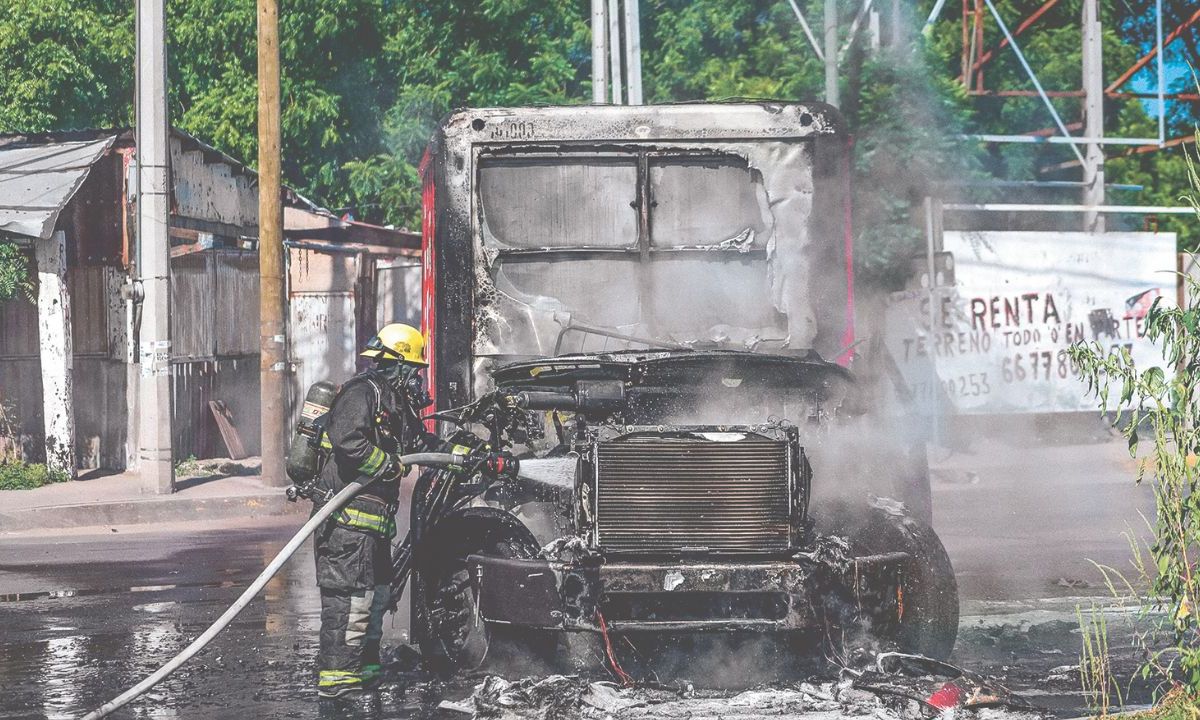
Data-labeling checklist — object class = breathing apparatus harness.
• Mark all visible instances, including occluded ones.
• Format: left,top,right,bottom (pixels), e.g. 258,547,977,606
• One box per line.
285,360,433,503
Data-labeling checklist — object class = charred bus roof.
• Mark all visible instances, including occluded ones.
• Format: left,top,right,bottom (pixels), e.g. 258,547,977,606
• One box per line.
432,101,845,146
423,102,854,410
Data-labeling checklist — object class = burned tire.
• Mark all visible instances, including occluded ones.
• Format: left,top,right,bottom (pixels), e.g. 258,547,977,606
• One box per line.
812,498,959,660
412,509,557,674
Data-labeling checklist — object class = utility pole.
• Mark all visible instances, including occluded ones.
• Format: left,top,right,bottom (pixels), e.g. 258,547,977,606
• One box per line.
891,0,902,49
868,7,881,53
589,0,643,106
892,0,902,48
591,0,609,103
258,0,288,486
825,0,840,107
623,0,643,105
607,0,623,104
135,0,174,494
1081,0,1105,233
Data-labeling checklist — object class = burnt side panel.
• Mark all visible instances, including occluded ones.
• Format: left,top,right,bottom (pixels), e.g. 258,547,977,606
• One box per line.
432,131,474,411
810,134,851,362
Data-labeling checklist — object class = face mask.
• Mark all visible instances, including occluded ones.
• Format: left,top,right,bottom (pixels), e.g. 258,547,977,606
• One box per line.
384,363,432,409
404,370,433,410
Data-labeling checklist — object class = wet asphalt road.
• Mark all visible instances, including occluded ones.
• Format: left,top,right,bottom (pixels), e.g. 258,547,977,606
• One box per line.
0,520,336,719
0,432,1162,719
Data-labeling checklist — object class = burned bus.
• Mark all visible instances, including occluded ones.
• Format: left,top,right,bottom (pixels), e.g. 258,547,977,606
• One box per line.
407,102,957,672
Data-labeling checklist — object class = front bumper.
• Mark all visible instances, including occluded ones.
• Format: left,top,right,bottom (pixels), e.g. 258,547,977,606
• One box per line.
468,552,908,633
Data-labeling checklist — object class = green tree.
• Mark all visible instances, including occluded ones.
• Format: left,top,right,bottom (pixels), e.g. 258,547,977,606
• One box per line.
0,0,134,131
344,0,590,227
1123,0,1200,131
0,242,32,302
923,0,1195,246
169,0,394,212
642,0,823,101
0,0,1193,263
0,0,397,216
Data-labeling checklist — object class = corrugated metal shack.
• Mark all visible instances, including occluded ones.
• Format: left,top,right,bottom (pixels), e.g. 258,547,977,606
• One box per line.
0,134,127,470
0,129,420,478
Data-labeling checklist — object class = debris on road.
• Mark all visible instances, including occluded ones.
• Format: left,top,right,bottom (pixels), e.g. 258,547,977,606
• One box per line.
444,653,1051,719
855,652,1042,713
464,675,586,718
1045,664,1080,682
581,682,647,712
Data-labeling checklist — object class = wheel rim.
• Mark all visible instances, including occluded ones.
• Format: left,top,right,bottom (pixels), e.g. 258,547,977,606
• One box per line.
431,564,490,669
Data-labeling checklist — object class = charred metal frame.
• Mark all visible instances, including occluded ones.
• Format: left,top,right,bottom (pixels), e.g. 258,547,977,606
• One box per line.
421,103,849,413
469,551,908,633
476,149,769,260
409,103,912,651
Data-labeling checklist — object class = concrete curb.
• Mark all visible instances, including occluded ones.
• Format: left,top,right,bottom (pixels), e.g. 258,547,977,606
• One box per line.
0,492,307,532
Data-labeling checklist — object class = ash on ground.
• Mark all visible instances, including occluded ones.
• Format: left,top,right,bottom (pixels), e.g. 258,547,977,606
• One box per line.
439,652,1050,720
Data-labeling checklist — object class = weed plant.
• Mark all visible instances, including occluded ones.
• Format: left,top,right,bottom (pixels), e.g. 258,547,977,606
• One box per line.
0,462,69,490
1068,125,1200,706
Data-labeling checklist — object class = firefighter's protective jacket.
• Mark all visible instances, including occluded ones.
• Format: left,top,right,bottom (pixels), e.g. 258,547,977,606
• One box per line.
314,368,437,536
312,366,437,692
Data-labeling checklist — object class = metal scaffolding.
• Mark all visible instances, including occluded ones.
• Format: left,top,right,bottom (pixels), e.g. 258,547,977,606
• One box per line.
927,0,1178,149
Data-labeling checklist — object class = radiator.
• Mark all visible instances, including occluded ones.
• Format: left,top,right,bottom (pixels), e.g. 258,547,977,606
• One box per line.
593,435,793,555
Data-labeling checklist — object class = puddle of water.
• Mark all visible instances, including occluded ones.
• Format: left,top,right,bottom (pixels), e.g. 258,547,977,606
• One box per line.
0,579,250,604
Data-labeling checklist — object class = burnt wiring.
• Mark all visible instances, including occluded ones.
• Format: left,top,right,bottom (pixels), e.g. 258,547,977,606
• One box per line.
596,609,636,687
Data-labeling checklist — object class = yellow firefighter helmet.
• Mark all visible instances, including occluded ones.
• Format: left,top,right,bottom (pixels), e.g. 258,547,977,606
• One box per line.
360,323,427,365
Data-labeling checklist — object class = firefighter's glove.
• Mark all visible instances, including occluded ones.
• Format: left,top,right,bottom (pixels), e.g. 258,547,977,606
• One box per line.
377,454,407,482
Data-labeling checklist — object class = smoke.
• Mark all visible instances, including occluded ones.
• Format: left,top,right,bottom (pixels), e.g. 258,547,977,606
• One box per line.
650,362,924,520
842,18,986,289
621,632,827,689
805,414,930,515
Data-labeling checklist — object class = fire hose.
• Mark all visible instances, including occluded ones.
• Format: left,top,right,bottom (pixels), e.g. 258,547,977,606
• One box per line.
80,451,464,720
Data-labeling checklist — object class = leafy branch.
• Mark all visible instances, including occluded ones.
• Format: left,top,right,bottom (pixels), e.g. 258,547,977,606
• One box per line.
0,240,33,303
1068,130,1200,693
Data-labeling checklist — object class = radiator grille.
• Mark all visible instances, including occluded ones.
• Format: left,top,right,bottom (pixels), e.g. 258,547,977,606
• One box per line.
594,437,792,555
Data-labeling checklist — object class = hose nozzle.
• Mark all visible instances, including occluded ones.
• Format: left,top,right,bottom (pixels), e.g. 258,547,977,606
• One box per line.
484,450,519,480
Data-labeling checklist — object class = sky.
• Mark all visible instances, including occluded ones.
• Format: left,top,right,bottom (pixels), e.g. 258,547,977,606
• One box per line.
1128,56,1193,123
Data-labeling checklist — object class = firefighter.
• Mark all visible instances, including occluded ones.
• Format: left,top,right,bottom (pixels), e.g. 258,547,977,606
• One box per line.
311,322,437,699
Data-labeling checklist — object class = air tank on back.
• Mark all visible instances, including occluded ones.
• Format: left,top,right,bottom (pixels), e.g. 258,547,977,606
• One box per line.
286,380,338,486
